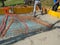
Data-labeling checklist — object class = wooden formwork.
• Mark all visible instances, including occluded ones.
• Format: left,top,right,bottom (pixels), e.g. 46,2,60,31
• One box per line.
0,8,4,15
13,6,33,14
0,6,39,14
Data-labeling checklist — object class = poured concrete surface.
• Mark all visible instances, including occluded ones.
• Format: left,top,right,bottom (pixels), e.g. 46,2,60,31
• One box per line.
12,13,60,45
12,29,60,45
0,11,60,45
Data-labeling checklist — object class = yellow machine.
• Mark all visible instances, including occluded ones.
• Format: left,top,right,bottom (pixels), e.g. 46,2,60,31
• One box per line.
48,6,60,18
58,6,60,10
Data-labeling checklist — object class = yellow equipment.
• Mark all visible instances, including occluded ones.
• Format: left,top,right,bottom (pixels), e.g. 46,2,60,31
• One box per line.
48,9,60,18
58,6,60,10
48,6,60,18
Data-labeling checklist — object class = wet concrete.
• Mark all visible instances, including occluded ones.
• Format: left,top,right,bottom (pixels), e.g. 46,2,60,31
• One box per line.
12,13,60,45
0,11,60,45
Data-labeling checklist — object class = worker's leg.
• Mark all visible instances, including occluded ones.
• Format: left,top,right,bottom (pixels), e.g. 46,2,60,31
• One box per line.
24,0,28,5
52,2,59,11
33,1,39,17
29,0,32,5
37,2,43,15
37,2,42,10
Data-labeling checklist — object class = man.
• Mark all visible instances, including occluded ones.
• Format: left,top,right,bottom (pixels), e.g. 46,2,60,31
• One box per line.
33,0,43,17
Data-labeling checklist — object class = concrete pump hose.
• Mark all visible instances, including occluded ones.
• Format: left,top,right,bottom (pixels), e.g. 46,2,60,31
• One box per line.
1,18,14,37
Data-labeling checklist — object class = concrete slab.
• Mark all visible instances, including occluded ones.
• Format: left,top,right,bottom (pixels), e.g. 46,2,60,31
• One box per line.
12,29,60,45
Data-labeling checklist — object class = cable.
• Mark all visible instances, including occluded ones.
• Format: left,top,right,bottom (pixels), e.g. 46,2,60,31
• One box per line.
51,20,60,28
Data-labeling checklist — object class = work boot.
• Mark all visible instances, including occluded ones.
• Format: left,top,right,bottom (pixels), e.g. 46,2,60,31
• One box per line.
34,15,37,17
